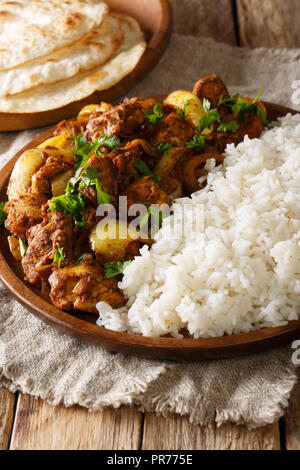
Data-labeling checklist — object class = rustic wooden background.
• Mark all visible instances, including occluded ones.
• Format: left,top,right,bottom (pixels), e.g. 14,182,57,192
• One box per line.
1,0,300,450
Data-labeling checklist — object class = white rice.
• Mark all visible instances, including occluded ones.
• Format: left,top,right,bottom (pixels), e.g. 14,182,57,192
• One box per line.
97,114,300,338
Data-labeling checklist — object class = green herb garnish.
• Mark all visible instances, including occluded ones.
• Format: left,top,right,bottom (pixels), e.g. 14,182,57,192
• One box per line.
103,261,131,279
139,205,164,230
203,98,211,113
19,238,27,257
144,103,163,124
132,160,161,184
53,243,65,268
217,95,238,108
186,135,206,151
0,202,7,226
156,142,172,154
51,163,113,225
72,134,121,169
176,101,191,119
217,121,240,133
76,166,113,205
218,89,268,125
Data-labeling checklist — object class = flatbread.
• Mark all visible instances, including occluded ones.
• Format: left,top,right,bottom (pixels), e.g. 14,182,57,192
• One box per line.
0,0,108,70
0,14,146,113
0,14,124,97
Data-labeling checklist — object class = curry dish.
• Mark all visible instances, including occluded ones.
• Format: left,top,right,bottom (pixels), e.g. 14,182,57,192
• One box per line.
1,75,268,314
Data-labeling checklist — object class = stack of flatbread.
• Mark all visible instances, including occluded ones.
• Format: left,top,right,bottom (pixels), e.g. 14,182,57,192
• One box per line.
0,0,146,113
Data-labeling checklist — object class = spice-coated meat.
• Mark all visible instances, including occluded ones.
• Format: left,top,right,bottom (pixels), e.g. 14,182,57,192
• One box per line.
121,176,171,208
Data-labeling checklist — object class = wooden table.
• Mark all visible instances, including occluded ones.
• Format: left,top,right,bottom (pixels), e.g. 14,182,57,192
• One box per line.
1,0,300,450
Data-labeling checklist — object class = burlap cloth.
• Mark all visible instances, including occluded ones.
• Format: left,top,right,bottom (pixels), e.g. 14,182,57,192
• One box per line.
1,1,300,429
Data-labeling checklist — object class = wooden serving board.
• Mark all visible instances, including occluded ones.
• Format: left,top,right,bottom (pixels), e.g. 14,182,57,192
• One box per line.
0,102,300,361
0,0,172,132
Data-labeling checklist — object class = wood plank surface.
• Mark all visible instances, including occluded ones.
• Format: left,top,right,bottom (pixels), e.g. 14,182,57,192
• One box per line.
142,413,281,450
10,394,143,450
0,388,16,450
284,368,300,450
172,0,237,44
236,0,300,48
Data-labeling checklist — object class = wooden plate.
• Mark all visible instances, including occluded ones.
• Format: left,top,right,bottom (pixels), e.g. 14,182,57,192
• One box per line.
0,0,172,132
0,102,300,361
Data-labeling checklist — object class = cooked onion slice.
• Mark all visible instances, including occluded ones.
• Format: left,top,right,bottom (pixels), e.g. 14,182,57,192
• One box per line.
51,169,74,197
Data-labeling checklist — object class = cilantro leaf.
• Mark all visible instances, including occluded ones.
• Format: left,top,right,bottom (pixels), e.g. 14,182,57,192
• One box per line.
144,103,163,123
72,134,94,170
50,189,86,227
0,202,7,226
156,142,172,154
217,121,240,133
185,135,206,151
132,160,161,184
53,243,65,268
103,260,131,279
19,238,27,257
76,253,89,262
232,98,255,123
176,101,191,119
94,135,121,150
198,108,221,133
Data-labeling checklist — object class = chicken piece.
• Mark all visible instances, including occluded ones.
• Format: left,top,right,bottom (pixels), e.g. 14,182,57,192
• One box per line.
145,112,194,148
5,194,46,239
48,260,125,313
122,176,171,208
79,154,118,206
85,97,146,142
110,143,145,191
205,114,265,154
192,74,230,108
22,211,73,285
